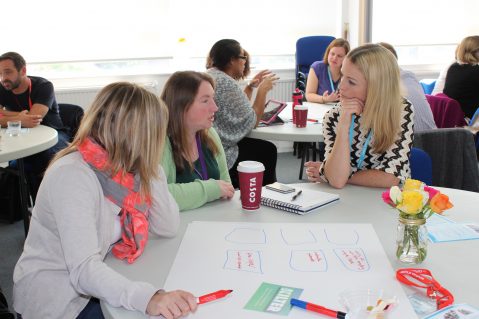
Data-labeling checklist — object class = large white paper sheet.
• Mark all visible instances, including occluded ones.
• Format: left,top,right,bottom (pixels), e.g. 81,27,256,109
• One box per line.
163,222,417,318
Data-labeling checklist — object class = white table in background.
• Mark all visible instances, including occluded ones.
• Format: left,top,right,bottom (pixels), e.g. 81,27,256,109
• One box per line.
247,102,334,142
0,125,58,234
101,183,479,318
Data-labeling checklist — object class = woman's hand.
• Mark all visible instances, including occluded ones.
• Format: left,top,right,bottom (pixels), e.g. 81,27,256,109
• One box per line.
304,161,322,182
249,69,273,88
218,180,235,199
146,290,197,319
257,73,279,94
322,90,340,103
338,97,364,129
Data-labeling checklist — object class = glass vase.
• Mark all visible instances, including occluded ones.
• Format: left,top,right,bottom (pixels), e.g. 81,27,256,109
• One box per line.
396,215,428,264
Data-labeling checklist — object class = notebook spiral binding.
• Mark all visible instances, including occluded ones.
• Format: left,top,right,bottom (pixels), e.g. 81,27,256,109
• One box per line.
260,197,302,213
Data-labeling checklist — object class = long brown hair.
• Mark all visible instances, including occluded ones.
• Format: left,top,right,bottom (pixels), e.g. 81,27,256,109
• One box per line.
161,71,219,172
50,82,168,198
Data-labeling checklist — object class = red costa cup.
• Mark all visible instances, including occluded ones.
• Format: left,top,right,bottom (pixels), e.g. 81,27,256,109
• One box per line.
294,105,308,128
237,161,265,211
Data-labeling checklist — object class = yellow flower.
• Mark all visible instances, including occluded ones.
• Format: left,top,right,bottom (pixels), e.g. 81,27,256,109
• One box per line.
397,190,425,215
403,179,423,191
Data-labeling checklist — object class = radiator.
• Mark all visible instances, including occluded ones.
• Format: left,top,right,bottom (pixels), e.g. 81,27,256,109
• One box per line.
54,78,296,152
268,79,296,102
55,81,159,110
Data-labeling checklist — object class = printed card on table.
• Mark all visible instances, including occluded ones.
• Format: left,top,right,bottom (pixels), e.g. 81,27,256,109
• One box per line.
244,282,303,316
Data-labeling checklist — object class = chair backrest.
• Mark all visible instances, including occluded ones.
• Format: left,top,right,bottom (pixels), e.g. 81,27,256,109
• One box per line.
469,107,479,126
419,79,436,95
58,103,84,141
413,128,479,192
468,107,479,151
295,36,335,78
410,147,433,185
425,94,467,128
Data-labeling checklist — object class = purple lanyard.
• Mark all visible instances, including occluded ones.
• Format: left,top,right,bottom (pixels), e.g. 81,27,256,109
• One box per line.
194,134,208,180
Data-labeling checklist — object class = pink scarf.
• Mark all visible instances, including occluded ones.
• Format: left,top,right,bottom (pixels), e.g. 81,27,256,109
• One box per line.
78,138,151,263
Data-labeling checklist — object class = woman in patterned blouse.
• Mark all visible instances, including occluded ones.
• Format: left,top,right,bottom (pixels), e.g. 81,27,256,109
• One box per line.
305,44,414,188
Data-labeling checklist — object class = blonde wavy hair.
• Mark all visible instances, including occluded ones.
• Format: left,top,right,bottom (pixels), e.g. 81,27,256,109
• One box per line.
347,44,402,153
50,82,168,198
456,35,479,64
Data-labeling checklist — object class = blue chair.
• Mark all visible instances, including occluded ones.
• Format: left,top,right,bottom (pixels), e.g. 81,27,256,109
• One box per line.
295,36,335,81
468,107,479,151
294,36,334,176
419,79,436,95
469,107,479,126
410,147,433,185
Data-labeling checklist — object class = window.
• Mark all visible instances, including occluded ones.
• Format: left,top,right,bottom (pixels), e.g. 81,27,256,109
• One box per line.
10,0,341,64
371,0,479,67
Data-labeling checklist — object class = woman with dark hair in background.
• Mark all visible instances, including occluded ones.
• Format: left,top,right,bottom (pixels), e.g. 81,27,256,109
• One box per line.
161,71,234,211
206,39,279,188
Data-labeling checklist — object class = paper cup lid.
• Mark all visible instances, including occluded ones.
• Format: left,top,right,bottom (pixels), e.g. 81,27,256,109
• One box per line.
295,105,308,110
237,161,265,173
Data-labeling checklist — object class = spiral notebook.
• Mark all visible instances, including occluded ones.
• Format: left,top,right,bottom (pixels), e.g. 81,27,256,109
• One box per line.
261,187,339,215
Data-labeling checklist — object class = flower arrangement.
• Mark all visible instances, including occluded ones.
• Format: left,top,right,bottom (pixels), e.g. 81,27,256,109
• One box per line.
382,179,453,263
382,179,453,218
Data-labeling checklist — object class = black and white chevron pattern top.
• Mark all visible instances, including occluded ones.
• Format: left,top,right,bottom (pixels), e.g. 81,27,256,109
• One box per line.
319,99,414,182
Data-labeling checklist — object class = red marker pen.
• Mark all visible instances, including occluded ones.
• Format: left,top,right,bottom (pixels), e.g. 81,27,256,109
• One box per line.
197,289,233,304
307,118,319,123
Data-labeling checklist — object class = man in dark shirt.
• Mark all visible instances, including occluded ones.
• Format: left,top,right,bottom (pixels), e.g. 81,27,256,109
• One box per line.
0,52,69,199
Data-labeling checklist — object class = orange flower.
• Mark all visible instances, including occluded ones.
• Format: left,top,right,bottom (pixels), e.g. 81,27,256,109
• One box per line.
430,193,453,214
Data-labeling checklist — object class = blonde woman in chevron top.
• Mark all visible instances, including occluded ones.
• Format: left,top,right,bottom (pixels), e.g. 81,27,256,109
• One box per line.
305,44,414,188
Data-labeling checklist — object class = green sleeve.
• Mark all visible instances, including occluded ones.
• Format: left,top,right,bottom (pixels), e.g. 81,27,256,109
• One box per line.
161,134,226,212
210,128,231,184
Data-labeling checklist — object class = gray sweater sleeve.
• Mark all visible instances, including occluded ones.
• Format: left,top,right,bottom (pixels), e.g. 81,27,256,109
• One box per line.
13,153,180,318
208,68,256,167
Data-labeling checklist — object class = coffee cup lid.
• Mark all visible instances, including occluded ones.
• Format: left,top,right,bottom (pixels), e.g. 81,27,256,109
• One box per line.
237,161,265,173
295,105,308,110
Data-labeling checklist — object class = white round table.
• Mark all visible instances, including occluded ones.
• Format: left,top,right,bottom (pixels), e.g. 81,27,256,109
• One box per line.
247,102,334,142
101,183,479,318
0,125,58,234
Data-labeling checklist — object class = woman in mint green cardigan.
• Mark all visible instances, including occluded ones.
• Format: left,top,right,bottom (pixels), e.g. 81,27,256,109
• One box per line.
161,71,235,211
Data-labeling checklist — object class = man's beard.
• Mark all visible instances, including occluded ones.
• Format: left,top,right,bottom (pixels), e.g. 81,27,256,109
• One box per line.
1,78,21,91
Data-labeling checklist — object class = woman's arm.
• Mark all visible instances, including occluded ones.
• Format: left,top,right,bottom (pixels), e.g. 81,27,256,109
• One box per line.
212,128,232,184
348,169,400,187
47,163,159,314
149,166,180,234
305,68,324,103
305,65,339,104
161,135,232,211
251,74,278,127
323,98,364,188
244,70,272,100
